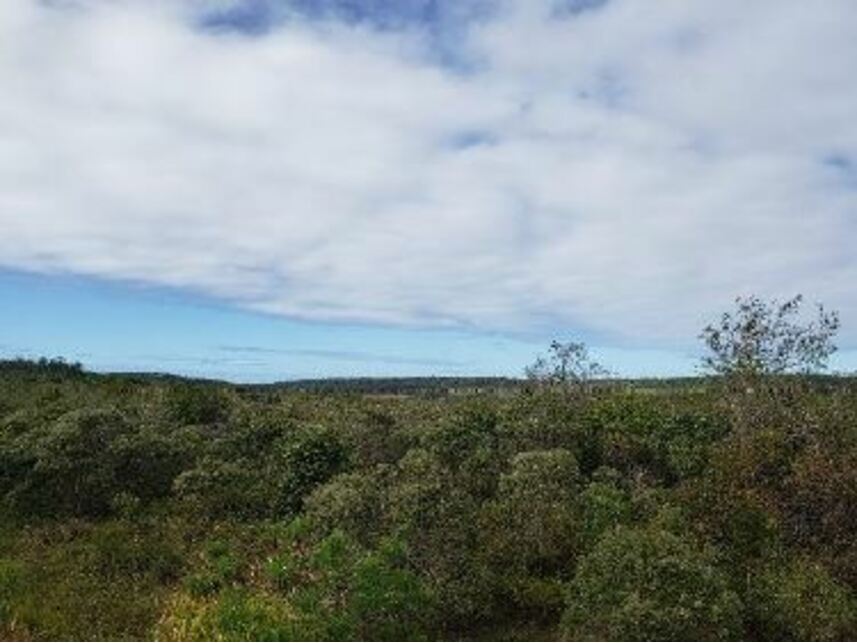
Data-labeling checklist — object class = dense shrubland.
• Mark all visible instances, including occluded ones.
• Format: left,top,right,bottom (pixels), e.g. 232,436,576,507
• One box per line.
0,297,855,640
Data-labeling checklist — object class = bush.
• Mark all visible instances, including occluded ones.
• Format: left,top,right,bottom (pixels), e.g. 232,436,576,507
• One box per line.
561,525,742,640
785,448,857,587
577,476,634,548
748,558,855,640
164,385,230,426
1,408,192,518
173,458,268,519
386,449,494,627
483,449,581,575
304,470,386,546
273,429,351,516
267,530,435,640
9,409,129,517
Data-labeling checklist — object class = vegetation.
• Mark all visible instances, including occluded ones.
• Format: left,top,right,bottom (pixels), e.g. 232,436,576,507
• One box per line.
0,295,856,640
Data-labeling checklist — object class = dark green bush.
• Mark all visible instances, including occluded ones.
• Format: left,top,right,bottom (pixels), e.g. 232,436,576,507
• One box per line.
273,428,351,516
304,470,387,545
748,558,855,640
165,385,230,426
8,409,128,517
173,457,268,519
561,525,742,640
483,449,581,575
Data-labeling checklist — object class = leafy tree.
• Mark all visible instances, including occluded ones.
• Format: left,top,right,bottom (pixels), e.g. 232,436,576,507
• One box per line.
700,294,839,378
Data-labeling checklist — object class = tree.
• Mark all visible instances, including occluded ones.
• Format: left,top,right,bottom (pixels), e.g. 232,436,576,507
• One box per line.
526,340,608,387
700,294,839,378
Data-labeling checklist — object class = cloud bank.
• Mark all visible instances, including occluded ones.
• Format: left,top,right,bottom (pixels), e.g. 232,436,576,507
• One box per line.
1,0,856,346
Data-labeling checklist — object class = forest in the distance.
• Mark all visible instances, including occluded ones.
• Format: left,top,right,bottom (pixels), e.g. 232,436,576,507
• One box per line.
1,295,856,640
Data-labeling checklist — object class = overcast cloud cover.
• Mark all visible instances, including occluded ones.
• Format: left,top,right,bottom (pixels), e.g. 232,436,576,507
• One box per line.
2,0,856,351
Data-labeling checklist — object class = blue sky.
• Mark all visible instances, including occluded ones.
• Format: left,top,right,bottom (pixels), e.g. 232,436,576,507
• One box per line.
1,0,856,381
0,268,697,381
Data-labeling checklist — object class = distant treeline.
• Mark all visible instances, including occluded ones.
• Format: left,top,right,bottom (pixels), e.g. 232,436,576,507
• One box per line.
0,357,84,379
2,357,855,396
265,376,523,395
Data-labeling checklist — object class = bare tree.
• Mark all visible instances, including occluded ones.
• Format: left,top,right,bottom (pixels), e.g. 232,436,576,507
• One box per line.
526,340,609,388
699,294,839,379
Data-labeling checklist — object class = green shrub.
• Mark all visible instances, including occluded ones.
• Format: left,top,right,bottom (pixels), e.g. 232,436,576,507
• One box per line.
164,385,230,425
173,457,269,519
0,520,181,639
577,474,634,548
748,558,855,640
10,408,128,517
785,448,857,587
304,470,386,545
266,530,435,640
483,449,580,575
561,525,743,640
273,429,351,516
386,449,494,627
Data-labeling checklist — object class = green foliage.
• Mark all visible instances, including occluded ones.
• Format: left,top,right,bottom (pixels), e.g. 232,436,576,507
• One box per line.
304,470,386,545
748,558,855,640
785,447,857,586
184,539,241,598
0,519,184,640
156,590,296,641
385,448,496,627
174,457,269,519
561,525,743,640
0,558,23,632
485,449,581,574
164,384,230,425
11,408,128,516
0,407,192,518
1,366,857,640
273,428,351,516
577,474,634,547
265,530,435,640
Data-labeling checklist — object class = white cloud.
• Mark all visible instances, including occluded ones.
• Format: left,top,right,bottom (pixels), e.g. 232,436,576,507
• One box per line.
1,0,856,348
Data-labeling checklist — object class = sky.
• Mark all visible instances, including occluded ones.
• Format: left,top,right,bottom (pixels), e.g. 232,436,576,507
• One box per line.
1,0,856,381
